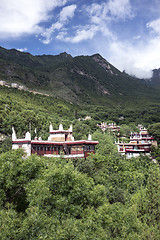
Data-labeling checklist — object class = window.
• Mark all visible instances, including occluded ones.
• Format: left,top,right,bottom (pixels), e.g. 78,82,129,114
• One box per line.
90,145,95,151
84,145,89,151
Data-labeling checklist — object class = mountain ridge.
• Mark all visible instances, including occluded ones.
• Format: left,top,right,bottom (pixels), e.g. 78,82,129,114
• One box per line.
0,46,160,106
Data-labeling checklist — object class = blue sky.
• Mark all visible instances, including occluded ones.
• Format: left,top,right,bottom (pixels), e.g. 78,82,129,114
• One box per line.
1,0,160,78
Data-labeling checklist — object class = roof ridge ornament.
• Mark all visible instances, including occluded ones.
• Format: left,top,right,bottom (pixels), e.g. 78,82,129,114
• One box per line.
12,127,17,141
59,123,63,131
88,133,92,141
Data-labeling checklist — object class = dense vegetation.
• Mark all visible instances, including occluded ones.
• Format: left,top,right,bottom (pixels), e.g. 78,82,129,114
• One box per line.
0,85,160,239
1,84,160,154
0,46,160,239
0,131,159,239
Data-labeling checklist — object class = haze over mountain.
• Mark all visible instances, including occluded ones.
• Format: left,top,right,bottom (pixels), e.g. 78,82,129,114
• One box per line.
150,68,160,86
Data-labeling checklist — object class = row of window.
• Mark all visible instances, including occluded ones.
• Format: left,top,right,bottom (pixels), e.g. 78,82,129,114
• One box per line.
84,145,95,151
32,145,95,152
32,146,59,151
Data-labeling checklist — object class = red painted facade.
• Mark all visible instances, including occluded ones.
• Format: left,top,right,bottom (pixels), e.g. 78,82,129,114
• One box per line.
12,123,99,158
30,141,96,157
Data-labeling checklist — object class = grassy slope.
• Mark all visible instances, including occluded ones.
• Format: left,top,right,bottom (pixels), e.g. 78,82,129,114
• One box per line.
0,86,77,139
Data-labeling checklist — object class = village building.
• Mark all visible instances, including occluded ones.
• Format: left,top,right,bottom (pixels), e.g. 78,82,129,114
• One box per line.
116,140,151,159
130,128,157,146
0,80,10,87
97,122,120,133
11,83,19,88
12,123,99,158
0,80,6,86
83,116,92,120
116,127,156,159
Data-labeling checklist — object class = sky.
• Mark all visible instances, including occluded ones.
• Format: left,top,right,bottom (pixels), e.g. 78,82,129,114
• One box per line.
1,0,160,78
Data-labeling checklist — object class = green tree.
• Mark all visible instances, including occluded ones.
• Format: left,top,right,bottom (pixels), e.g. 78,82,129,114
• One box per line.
132,165,160,239
0,137,12,154
0,149,45,212
148,122,160,142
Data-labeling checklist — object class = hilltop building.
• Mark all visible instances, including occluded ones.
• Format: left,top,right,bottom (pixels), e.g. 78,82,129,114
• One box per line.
130,128,157,146
116,140,152,159
97,122,120,132
116,127,156,159
12,123,98,158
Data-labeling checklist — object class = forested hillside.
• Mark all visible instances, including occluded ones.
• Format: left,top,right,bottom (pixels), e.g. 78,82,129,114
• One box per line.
0,85,160,239
1,46,160,106
1,84,160,149
0,46,160,239
0,131,160,239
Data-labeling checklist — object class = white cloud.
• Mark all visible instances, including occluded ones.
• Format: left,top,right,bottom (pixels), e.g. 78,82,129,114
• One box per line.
87,0,133,23
63,0,132,45
146,18,160,35
56,0,132,44
57,25,99,43
17,48,28,52
107,0,134,19
133,35,141,40
41,22,63,44
59,5,77,23
106,37,160,78
72,26,97,42
0,0,68,38
0,0,133,45
41,4,77,44
104,16,160,78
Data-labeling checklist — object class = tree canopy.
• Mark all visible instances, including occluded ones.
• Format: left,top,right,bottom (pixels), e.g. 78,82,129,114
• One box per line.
0,131,160,239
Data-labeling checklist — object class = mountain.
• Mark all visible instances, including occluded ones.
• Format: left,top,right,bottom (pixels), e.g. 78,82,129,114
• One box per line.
141,68,160,86
1,46,159,106
150,68,160,86
1,46,160,141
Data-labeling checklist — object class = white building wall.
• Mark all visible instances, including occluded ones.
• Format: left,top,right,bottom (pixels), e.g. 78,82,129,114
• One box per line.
12,142,31,156
12,144,19,150
126,152,150,159
22,143,31,157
